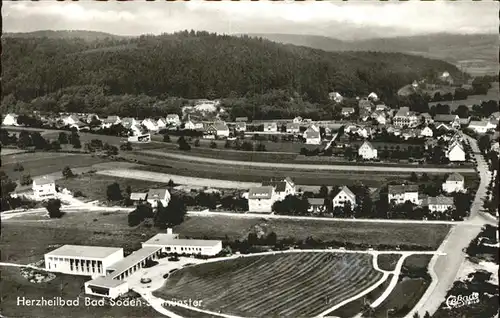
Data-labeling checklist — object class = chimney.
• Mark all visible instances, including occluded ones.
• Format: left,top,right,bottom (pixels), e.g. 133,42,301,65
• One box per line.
167,228,173,235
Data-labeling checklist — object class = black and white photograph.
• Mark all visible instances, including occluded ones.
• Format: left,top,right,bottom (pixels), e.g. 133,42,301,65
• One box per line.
1,1,499,317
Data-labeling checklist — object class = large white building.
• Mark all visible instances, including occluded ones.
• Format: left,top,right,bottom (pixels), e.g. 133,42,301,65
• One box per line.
388,184,419,205
442,173,465,193
44,245,124,278
248,186,275,213
393,107,419,128
143,230,222,256
332,186,356,208
358,141,378,160
446,141,466,162
32,176,57,200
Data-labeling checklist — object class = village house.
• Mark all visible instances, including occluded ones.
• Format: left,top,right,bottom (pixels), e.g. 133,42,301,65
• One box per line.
358,98,372,110
358,141,378,160
372,111,387,125
205,122,230,138
2,113,19,126
293,116,303,124
341,107,355,117
166,114,181,126
368,92,379,101
32,176,57,200
235,122,246,132
329,91,343,103
442,173,465,193
375,104,388,111
303,125,321,145
434,114,460,129
121,118,139,130
308,198,327,214
332,186,356,208
101,116,121,128
420,113,433,124
263,122,278,132
85,114,100,124
69,121,89,131
248,186,276,213
468,120,496,134
157,118,167,130
129,192,148,205
235,117,248,122
62,114,80,126
446,141,466,162
388,184,419,205
393,107,419,128
141,118,159,132
424,196,455,212
262,177,296,201
286,122,300,134
419,126,434,138
146,189,171,209
436,123,452,132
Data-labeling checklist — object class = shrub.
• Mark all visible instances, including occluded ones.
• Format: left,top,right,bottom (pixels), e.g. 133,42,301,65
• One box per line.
45,199,63,218
20,173,33,186
210,141,217,149
62,166,75,179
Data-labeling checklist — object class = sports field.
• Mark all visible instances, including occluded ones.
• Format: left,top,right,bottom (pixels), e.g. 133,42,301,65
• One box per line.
154,252,383,317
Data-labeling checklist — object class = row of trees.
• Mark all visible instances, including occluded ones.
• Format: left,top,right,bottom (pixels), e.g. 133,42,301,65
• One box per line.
0,129,81,150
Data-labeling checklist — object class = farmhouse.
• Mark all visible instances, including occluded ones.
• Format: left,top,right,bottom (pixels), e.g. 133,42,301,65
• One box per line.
130,192,148,203
332,186,356,208
101,116,121,128
45,245,124,277
262,177,296,201
442,173,465,193
446,141,466,162
393,107,419,128
264,122,278,132
121,117,139,129
293,117,303,124
420,113,433,124
248,186,275,213
143,229,222,256
205,122,230,138
286,122,300,134
303,125,321,145
146,189,171,209
468,120,496,134
62,114,80,126
2,113,19,126
308,198,327,214
388,184,419,205
157,118,167,129
329,91,343,103
235,122,247,132
166,114,181,126
424,196,454,212
341,107,355,117
141,118,159,132
32,176,57,200
419,126,434,138
358,141,378,160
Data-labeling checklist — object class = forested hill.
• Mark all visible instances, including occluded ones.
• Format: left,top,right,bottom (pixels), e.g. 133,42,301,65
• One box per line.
3,31,464,112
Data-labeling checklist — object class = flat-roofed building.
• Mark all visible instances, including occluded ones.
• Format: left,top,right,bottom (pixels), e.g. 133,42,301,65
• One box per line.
84,276,128,299
44,245,124,278
106,246,163,280
142,229,222,256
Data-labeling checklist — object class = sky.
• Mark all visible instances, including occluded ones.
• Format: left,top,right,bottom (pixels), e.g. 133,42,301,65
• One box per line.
2,1,498,40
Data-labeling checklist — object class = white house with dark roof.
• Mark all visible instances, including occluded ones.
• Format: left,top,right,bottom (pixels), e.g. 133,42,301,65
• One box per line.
388,184,419,205
419,126,434,138
32,176,57,200
468,120,496,134
61,114,80,126
424,196,455,212
446,141,466,162
2,113,19,126
442,173,465,193
262,177,296,201
157,118,167,129
248,186,275,213
358,141,378,160
303,125,321,145
263,122,278,132
101,116,121,128
329,92,343,103
332,186,356,208
146,189,171,209
166,114,180,126
286,122,300,134
141,118,159,132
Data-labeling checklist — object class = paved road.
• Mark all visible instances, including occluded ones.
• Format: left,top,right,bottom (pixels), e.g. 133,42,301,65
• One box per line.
410,135,498,317
141,150,475,173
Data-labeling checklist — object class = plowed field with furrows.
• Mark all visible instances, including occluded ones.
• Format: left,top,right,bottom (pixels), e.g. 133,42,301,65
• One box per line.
154,252,383,317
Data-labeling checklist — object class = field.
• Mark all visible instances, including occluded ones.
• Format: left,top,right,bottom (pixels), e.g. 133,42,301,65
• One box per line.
0,223,163,318
377,254,402,271
154,252,383,317
0,147,28,156
429,82,499,111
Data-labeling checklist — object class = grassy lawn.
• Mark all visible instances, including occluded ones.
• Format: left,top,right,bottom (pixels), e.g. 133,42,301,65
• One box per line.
57,173,170,203
0,152,111,181
328,273,393,317
174,215,451,249
377,254,402,271
372,278,429,318
154,252,382,317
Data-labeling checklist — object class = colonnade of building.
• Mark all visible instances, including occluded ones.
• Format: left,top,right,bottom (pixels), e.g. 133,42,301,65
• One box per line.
46,256,103,275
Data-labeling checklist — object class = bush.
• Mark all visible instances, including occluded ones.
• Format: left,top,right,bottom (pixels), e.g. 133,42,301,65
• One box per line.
163,134,171,142
20,173,33,186
210,141,217,149
14,163,24,172
194,139,200,147
62,166,75,179
45,199,63,218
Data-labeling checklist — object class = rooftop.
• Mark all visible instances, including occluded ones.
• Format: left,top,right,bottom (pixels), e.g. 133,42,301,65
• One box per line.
33,176,55,185
248,186,273,199
308,198,325,205
108,246,162,278
434,114,458,122
147,189,169,200
426,196,454,206
388,184,419,194
262,180,287,192
46,245,123,259
447,173,464,182
143,234,221,248
130,192,147,201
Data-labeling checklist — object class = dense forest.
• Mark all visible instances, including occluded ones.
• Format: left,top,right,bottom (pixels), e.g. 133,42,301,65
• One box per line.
2,30,466,119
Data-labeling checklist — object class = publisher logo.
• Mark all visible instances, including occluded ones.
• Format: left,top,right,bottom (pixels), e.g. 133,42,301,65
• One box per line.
445,292,479,309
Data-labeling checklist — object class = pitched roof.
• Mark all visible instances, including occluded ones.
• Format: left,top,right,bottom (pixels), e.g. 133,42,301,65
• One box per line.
421,113,432,118
264,122,277,129
33,176,55,186
248,186,273,199
304,126,320,139
395,107,412,117
214,122,229,131
388,184,419,194
469,120,489,127
147,189,169,200
446,173,464,182
166,114,179,119
286,122,300,129
235,122,246,129
434,114,458,122
308,198,325,206
426,196,454,206
262,180,287,192
360,141,376,150
341,107,355,113
130,192,148,201
333,186,356,201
